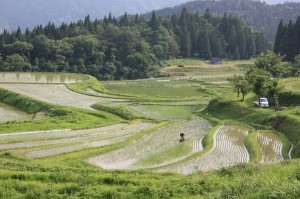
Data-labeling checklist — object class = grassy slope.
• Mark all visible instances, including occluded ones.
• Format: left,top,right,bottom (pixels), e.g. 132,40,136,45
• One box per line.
0,151,300,198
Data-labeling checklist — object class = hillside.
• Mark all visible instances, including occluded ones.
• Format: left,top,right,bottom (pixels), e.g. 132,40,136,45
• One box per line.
0,0,188,32
0,9,269,80
146,0,300,41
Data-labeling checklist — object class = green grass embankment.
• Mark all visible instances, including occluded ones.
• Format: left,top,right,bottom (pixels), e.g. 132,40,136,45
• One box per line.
1,151,300,198
0,87,50,114
92,103,142,120
67,76,107,95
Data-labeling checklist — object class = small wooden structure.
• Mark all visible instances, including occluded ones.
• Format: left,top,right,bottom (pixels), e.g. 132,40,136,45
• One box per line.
211,58,222,65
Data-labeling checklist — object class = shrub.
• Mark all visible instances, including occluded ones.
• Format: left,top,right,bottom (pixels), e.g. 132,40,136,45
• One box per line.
134,186,159,198
279,91,300,106
47,108,70,117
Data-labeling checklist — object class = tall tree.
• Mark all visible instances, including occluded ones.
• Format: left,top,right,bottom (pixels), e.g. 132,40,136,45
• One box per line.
149,11,159,30
274,20,285,55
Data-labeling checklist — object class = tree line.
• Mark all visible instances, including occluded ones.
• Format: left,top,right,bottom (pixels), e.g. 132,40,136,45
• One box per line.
274,16,300,62
148,0,300,41
0,9,269,80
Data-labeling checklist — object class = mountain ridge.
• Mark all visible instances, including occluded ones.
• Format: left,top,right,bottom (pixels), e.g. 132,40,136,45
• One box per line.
0,0,188,32
145,0,300,41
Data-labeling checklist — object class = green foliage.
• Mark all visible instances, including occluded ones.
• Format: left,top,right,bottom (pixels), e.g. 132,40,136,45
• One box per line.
152,0,300,42
279,91,300,106
245,67,272,102
227,75,250,101
274,17,300,62
254,52,286,77
205,98,272,126
0,8,268,80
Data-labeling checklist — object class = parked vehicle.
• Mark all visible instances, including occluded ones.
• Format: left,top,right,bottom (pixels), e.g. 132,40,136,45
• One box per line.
254,98,269,107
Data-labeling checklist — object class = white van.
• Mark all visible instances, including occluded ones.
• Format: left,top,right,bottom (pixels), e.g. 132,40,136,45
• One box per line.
254,98,269,107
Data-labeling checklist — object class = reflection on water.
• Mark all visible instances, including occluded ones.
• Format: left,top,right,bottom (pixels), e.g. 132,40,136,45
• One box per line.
0,72,88,84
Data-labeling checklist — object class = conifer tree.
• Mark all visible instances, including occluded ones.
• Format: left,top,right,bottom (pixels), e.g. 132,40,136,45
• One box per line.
150,11,159,30
198,31,211,59
233,46,240,60
274,20,285,54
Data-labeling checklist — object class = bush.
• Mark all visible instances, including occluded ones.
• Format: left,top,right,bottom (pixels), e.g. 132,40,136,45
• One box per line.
47,108,70,117
279,91,300,106
134,186,159,198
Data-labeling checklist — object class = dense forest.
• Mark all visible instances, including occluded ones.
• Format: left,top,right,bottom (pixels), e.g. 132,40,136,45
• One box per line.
147,0,300,41
274,16,300,62
0,9,268,80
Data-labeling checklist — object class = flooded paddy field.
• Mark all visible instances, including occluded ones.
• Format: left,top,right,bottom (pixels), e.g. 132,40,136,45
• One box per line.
0,72,88,84
158,125,250,174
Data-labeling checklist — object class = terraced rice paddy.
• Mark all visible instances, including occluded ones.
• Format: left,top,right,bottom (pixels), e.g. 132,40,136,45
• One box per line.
0,72,291,176
158,125,250,174
0,122,154,158
257,133,284,164
125,105,201,121
0,102,31,122
87,117,212,169
105,81,203,98
0,84,122,110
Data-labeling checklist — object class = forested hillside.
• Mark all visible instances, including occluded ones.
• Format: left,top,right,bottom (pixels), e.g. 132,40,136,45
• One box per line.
147,0,300,41
0,0,188,32
274,16,300,61
0,9,268,80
